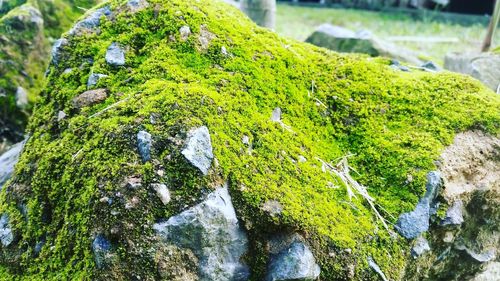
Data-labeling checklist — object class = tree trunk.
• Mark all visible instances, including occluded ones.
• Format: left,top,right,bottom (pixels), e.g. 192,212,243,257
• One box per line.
240,0,276,29
482,0,500,52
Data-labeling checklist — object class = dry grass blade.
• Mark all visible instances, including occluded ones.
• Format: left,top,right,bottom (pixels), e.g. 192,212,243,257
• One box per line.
317,156,390,232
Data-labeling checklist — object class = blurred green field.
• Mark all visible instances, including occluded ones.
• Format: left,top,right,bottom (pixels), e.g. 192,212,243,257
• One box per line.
275,4,500,64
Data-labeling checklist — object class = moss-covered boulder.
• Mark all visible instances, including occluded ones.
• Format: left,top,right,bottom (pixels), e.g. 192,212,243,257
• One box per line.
0,0,499,280
0,0,100,148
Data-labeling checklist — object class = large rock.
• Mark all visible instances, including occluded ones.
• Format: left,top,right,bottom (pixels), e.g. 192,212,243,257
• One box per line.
444,52,500,92
306,24,424,65
153,186,249,281
0,0,498,279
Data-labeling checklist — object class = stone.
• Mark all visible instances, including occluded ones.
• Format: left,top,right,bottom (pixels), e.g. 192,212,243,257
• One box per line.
455,244,496,263
152,183,171,205
105,42,125,66
179,25,191,41
271,107,281,122
126,176,142,189
127,0,149,12
395,201,430,240
0,214,13,247
266,239,320,281
72,88,108,108
306,24,423,65
262,200,283,217
137,130,152,162
441,200,464,226
444,52,500,92
51,38,67,65
198,25,215,51
390,60,410,72
87,73,108,88
15,86,28,108
153,186,249,281
92,234,112,269
395,171,442,239
421,61,441,72
411,236,430,257
69,6,112,35
181,126,213,175
0,140,25,189
57,110,67,121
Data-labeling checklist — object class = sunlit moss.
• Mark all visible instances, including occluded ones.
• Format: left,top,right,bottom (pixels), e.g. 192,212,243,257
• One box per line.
0,0,499,280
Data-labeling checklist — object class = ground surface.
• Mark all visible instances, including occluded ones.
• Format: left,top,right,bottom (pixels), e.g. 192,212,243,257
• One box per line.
275,4,500,64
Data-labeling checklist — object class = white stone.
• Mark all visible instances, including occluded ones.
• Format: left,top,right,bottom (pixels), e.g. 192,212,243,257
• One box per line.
152,183,171,205
181,126,213,175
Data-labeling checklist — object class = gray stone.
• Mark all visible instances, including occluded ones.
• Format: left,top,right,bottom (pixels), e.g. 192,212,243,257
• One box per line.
51,38,67,65
15,86,28,108
266,240,320,281
69,6,112,35
180,25,191,41
395,201,430,239
137,130,152,162
441,200,464,226
105,42,125,66
0,140,25,189
127,0,149,12
57,111,67,121
262,200,283,217
87,73,108,88
0,214,13,247
367,256,388,281
411,236,430,257
456,244,496,263
444,52,500,92
153,185,249,281
396,171,441,239
306,24,423,65
152,183,171,205
421,61,441,72
181,126,213,175
92,234,112,269
72,88,108,108
271,107,281,122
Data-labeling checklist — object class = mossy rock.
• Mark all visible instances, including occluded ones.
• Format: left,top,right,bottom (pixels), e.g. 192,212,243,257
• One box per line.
0,0,499,280
0,0,100,146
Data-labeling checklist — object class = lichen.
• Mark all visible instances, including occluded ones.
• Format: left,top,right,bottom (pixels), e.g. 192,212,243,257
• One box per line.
0,0,499,280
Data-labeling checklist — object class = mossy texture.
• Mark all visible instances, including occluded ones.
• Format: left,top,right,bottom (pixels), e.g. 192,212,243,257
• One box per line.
0,0,100,144
0,0,499,280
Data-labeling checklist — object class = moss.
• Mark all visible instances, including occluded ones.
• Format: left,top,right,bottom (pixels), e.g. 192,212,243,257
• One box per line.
0,0,100,144
1,0,499,280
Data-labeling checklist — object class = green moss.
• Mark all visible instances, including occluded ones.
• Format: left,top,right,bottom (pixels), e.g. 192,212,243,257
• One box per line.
1,0,499,280
0,0,100,144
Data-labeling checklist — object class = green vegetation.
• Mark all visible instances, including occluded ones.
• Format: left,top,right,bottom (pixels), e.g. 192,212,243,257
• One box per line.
0,0,100,143
0,0,499,280
276,4,500,63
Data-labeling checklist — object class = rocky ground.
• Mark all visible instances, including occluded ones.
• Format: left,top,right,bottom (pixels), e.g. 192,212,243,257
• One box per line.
0,0,498,280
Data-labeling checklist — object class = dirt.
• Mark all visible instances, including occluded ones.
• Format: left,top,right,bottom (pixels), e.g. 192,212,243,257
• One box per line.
438,130,500,200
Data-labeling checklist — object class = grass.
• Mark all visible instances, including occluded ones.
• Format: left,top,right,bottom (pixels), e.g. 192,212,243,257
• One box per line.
275,4,500,64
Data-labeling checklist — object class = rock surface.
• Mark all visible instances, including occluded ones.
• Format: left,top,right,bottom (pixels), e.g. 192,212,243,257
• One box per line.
72,88,108,108
0,141,25,188
306,24,424,65
181,126,214,175
444,52,500,92
266,236,320,281
105,42,126,66
153,186,249,281
137,130,152,162
0,214,14,247
396,171,441,239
